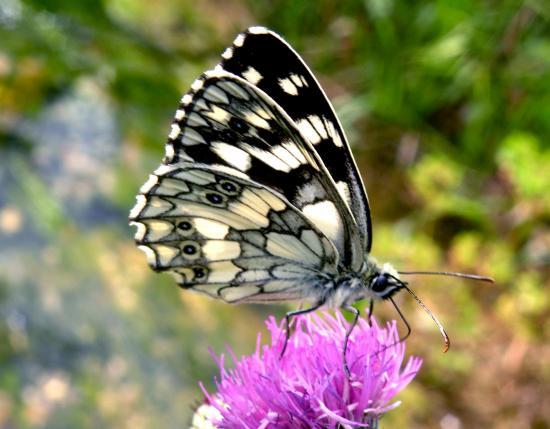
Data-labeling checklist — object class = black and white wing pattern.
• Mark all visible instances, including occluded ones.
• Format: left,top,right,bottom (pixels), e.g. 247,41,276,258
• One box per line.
219,26,372,252
130,27,373,304
163,69,363,269
129,163,338,304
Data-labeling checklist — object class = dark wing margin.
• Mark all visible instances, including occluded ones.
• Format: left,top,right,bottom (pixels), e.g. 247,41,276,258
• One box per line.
219,26,373,251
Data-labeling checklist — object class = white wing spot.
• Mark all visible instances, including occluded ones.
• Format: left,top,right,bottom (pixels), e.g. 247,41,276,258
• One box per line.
302,201,342,246
251,188,286,211
229,200,268,227
241,145,290,172
144,220,173,241
181,94,193,105
278,77,298,95
174,109,185,120
139,175,158,194
154,164,178,176
208,261,241,283
130,221,146,241
169,123,180,139
244,111,271,129
271,145,301,169
221,47,233,60
325,118,344,147
191,79,204,91
202,240,241,260
336,181,351,207
242,66,263,85
309,115,328,139
234,33,245,47
240,188,271,216
211,141,252,171
248,26,269,34
209,164,250,179
129,195,147,219
205,105,231,123
290,74,306,87
138,245,157,266
238,270,270,282
155,244,179,266
164,143,175,160
253,107,271,120
194,218,229,239
281,139,307,164
296,118,321,144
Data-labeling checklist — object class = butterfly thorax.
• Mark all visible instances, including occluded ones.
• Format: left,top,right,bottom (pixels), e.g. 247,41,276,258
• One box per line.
322,258,403,308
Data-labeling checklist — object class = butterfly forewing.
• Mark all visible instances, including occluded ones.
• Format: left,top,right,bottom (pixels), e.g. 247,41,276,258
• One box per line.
164,69,362,268
130,163,338,304
219,26,372,251
130,27,376,306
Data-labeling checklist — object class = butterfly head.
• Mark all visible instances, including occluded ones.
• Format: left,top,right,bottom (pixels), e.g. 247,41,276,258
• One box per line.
365,262,406,300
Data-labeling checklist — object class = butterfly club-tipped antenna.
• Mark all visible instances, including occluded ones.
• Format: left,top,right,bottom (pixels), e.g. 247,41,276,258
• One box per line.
397,269,494,350
386,270,494,352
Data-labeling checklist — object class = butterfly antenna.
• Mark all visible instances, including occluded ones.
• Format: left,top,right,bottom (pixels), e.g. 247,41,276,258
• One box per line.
401,282,450,352
399,271,494,283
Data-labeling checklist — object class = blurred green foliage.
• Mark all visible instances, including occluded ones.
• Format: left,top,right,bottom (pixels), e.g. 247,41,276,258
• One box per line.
0,0,549,428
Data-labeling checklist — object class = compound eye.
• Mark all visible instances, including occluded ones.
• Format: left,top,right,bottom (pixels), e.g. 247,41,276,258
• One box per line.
371,274,388,293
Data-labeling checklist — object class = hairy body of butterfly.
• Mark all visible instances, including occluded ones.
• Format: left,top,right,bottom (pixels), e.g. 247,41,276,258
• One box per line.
130,26,477,373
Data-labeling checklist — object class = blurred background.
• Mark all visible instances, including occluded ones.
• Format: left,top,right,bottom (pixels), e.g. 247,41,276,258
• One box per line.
0,1,549,428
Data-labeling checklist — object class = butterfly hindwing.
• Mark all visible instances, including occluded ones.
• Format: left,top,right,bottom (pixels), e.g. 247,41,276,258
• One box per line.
163,69,362,269
219,26,372,251
129,163,338,304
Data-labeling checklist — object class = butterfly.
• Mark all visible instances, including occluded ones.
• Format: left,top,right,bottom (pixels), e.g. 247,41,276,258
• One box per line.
129,26,492,374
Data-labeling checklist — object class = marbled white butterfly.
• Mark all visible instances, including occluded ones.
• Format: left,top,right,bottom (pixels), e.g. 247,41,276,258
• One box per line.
129,27,492,373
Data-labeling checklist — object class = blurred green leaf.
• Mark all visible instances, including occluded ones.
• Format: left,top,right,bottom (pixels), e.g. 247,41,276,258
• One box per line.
497,131,550,203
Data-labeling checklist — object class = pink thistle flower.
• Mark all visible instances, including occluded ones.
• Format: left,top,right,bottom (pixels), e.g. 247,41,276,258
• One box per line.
199,310,422,428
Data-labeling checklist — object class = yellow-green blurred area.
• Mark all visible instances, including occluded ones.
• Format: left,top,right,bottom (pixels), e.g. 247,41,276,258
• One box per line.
0,0,549,428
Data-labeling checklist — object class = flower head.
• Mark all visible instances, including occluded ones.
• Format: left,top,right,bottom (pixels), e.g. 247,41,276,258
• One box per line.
200,310,422,428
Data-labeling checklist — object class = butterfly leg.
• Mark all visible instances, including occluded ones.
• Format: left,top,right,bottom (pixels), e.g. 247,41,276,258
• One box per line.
342,305,360,378
371,296,414,359
280,302,324,359
367,300,374,327
388,296,412,344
